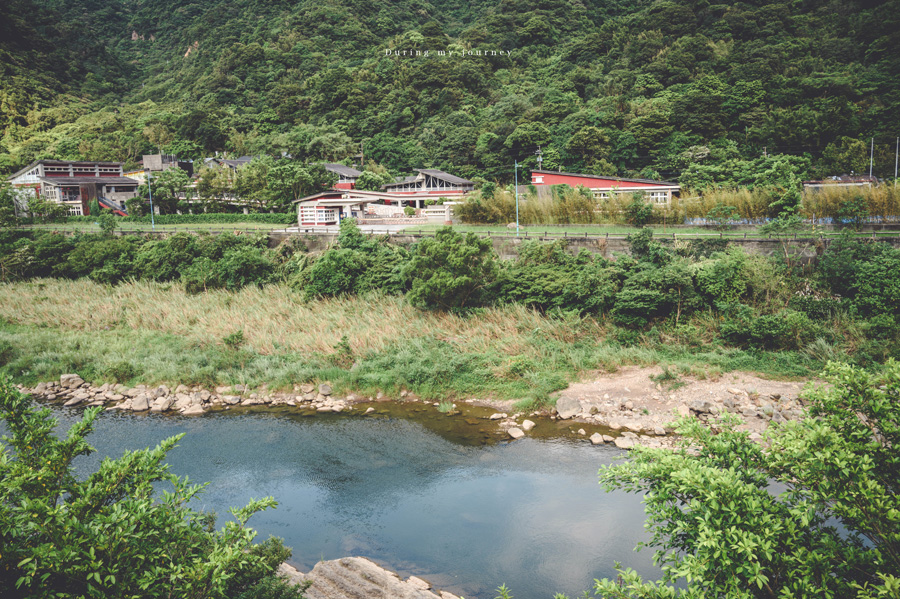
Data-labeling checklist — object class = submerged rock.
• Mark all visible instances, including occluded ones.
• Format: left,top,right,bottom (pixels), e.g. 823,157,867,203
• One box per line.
555,396,580,420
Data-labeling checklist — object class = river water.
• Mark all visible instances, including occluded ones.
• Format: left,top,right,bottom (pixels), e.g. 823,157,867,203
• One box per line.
49,405,658,599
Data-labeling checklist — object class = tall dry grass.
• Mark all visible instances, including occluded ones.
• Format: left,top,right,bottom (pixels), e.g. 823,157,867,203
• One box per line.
0,279,596,356
456,184,900,224
800,184,900,221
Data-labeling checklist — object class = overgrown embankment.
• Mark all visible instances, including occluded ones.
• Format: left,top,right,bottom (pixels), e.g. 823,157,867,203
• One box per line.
1,220,898,405
0,281,816,407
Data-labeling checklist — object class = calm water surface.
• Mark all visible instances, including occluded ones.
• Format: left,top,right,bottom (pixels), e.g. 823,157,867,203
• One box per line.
50,406,658,599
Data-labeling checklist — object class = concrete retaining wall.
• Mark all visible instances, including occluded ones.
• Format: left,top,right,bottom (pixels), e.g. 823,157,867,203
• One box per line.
268,230,900,260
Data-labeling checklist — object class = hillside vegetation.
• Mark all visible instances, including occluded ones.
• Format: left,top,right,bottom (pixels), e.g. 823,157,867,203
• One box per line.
2,0,899,185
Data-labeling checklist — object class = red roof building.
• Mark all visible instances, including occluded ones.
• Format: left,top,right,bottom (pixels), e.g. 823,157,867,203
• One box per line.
530,170,680,205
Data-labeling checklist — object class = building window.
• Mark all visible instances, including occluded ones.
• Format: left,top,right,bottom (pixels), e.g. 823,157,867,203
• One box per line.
649,191,668,204
67,205,83,216
592,191,610,200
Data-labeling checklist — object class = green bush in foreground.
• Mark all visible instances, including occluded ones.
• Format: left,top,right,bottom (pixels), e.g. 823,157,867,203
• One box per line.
586,360,900,599
0,378,303,599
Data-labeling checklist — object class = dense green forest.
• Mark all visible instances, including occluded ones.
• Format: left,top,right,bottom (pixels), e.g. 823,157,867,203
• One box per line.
2,0,899,185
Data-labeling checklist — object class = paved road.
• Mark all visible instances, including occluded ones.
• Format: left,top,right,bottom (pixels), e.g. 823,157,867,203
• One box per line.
279,223,419,235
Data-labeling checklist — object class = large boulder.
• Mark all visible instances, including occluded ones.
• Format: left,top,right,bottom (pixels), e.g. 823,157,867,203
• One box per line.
60,374,84,389
302,557,444,599
508,427,525,440
151,396,174,412
131,395,150,412
555,396,581,420
614,437,634,450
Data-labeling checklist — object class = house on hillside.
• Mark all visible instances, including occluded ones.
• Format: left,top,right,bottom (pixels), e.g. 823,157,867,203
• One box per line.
529,170,680,205
124,154,194,184
202,155,260,173
323,163,362,190
291,167,473,226
7,160,139,216
802,175,878,193
292,191,370,226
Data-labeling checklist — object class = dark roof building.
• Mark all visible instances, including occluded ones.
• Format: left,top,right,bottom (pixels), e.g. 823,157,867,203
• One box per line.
7,160,139,216
323,163,363,190
382,169,474,194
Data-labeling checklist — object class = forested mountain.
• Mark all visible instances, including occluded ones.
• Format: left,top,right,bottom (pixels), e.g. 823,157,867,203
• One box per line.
2,0,899,185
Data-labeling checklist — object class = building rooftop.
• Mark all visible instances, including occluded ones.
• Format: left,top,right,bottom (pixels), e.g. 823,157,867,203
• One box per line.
531,169,679,187
39,176,139,185
323,163,363,178
416,169,474,185
8,159,124,180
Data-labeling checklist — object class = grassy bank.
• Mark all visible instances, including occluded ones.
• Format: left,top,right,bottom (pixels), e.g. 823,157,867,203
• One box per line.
0,279,821,408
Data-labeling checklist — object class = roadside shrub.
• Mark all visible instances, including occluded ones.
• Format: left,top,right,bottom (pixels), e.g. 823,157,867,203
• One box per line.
29,233,77,277
217,246,276,290
720,306,818,350
402,227,498,311
612,261,700,328
304,249,368,298
851,252,900,317
627,228,670,265
611,287,667,328
67,212,296,225
497,242,623,314
694,248,749,305
133,233,198,281
182,257,223,293
864,314,898,340
788,295,842,320
817,233,894,299
62,235,142,282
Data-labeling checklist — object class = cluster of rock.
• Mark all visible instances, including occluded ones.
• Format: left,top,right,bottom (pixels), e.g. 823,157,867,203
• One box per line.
485,411,537,441
22,376,354,416
283,557,461,599
550,384,805,450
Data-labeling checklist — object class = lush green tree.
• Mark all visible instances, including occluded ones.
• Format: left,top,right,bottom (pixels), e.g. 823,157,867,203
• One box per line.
0,378,302,599
402,227,498,310
625,193,654,227
26,195,67,223
705,203,740,230
144,167,191,215
593,360,900,599
0,184,20,227
354,170,393,192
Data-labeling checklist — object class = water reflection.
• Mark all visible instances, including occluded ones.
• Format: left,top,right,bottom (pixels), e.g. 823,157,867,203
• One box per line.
45,407,658,599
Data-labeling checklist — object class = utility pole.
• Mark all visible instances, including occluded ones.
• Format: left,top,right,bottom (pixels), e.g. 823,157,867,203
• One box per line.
535,146,543,170
869,137,874,178
515,160,520,237
146,170,156,230
894,137,898,181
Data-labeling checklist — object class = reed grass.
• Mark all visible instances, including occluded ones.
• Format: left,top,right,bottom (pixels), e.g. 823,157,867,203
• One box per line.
456,184,900,224
0,279,820,402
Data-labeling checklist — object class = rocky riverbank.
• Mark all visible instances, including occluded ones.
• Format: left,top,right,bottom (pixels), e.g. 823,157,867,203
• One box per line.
278,557,463,599
19,366,812,451
22,375,358,415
